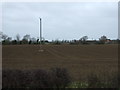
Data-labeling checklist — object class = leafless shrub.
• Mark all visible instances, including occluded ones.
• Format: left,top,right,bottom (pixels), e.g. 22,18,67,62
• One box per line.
87,73,102,88
2,69,25,88
2,68,71,89
86,71,118,88
32,69,54,88
51,67,71,88
105,71,118,88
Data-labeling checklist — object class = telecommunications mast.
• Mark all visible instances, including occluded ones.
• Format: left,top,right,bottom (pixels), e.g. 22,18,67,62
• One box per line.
39,17,44,52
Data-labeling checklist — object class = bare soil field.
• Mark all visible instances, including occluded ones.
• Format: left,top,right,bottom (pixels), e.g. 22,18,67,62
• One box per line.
2,44,118,81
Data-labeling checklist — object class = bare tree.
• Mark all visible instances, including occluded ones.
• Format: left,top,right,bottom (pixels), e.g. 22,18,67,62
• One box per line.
6,37,12,42
0,31,2,42
22,34,31,44
80,36,88,44
99,35,107,44
0,31,2,37
80,36,88,42
2,34,8,40
16,34,20,41
23,34,30,41
99,35,107,41
30,37,36,43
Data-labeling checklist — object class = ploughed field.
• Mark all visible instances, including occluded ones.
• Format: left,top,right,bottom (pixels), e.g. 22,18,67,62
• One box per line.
2,44,118,81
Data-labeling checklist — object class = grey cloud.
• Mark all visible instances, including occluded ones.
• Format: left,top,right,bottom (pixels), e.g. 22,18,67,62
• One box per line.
2,2,118,40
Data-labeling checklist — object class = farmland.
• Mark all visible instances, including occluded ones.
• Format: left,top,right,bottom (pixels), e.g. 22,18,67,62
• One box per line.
2,44,118,81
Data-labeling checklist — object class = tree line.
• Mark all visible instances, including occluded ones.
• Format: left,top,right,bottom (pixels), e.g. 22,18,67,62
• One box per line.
0,32,119,45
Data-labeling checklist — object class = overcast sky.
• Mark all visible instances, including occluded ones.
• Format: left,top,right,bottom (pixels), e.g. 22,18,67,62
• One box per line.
2,2,118,40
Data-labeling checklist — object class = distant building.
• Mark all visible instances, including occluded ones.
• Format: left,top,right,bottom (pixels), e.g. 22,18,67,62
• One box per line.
105,39,111,44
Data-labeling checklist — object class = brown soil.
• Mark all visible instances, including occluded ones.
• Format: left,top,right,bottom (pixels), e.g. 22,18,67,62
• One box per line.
2,44,118,81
